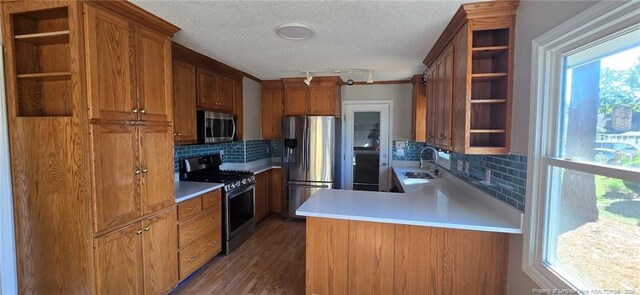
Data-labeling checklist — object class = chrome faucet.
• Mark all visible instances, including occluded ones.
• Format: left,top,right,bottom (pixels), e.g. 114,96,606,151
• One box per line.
419,146,439,176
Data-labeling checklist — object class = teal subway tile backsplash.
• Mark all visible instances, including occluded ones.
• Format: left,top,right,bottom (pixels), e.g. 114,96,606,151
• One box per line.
391,140,527,212
174,140,279,172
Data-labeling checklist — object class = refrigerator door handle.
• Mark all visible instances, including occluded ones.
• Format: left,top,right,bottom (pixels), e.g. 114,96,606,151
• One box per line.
287,183,331,189
305,124,310,172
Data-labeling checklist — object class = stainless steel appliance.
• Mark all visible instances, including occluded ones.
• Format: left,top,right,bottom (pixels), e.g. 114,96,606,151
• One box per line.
197,110,237,144
180,154,255,254
281,116,341,218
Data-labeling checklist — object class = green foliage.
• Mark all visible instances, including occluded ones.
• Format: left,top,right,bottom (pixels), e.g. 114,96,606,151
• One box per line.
598,56,640,114
607,179,626,193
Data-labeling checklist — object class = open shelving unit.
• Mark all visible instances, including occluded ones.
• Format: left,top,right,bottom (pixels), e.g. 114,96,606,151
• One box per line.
12,6,72,117
468,27,511,149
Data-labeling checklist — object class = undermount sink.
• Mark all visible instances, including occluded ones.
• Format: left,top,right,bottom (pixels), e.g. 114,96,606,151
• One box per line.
402,171,434,179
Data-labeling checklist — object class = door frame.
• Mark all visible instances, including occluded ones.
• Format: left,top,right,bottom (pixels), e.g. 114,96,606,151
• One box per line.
341,100,393,191
0,46,18,294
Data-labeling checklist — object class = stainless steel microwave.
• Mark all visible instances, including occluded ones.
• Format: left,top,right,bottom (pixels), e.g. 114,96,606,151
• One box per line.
197,110,237,144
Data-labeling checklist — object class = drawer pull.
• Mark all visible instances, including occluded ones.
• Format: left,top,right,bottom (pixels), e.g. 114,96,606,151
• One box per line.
210,241,217,246
144,226,150,231
188,255,196,261
136,229,142,235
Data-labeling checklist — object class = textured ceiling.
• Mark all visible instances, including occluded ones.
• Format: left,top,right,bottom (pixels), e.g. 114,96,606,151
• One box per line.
131,0,485,81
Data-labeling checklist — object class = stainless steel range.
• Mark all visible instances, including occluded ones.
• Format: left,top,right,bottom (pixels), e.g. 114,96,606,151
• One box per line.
180,154,255,254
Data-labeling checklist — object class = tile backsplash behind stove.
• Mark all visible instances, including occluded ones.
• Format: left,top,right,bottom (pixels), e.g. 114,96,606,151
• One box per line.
174,140,279,172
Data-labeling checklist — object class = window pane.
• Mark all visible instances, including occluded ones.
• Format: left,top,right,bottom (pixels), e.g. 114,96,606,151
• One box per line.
561,40,640,170
545,167,640,290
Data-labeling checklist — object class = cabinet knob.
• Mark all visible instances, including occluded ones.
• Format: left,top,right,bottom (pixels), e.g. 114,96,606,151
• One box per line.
142,168,148,173
144,226,150,231
140,109,146,114
136,229,142,234
177,133,182,136
134,170,141,175
132,108,138,113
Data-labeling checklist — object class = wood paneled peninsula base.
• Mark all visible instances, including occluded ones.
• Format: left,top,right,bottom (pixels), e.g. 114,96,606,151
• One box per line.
306,216,509,295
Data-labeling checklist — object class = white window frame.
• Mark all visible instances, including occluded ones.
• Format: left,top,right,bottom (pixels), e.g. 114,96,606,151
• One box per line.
524,1,640,290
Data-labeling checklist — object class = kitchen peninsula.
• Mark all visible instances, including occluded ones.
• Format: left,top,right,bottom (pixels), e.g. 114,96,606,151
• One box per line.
297,167,522,294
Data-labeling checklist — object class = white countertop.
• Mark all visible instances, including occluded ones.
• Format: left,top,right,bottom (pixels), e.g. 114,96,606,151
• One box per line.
247,163,281,175
175,181,224,203
296,166,522,234
221,158,281,175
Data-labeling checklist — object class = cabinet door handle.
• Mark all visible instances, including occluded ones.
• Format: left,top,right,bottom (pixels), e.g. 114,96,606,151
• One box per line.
209,218,215,221
177,133,182,136
140,109,146,114
136,229,142,234
134,170,141,175
210,241,217,246
173,133,177,137
144,226,150,231
141,168,148,173
132,108,138,113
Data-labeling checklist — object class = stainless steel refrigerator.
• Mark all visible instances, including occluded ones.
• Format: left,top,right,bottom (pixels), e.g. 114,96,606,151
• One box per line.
281,116,341,218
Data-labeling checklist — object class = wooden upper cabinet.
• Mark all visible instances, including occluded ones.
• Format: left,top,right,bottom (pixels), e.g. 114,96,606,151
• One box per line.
196,68,217,110
94,221,144,295
411,75,426,142
142,209,178,295
85,3,173,123
261,81,283,139
308,86,335,115
283,76,342,117
137,26,172,122
423,1,517,154
91,124,141,233
216,74,234,112
172,59,197,143
139,125,175,215
84,4,136,121
284,86,308,115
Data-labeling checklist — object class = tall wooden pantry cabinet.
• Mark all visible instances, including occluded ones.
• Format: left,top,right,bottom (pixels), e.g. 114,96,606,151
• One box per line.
1,1,180,294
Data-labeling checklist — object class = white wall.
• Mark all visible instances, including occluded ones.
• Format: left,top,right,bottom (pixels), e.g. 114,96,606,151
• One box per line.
511,0,598,154
341,84,413,140
242,77,262,140
506,1,597,293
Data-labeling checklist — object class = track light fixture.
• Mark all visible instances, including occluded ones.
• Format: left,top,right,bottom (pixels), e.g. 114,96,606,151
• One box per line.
346,71,354,86
299,69,374,85
303,72,313,86
366,70,374,84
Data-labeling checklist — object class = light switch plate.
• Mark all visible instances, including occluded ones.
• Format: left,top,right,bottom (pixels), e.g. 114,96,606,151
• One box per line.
395,141,406,149
396,148,405,157
485,169,492,183
457,161,463,171
463,162,469,174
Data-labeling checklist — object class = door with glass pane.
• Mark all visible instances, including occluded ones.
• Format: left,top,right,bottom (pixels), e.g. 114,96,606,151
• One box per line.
343,103,390,191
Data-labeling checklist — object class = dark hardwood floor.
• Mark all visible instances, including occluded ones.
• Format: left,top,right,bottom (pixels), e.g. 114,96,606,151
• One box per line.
172,216,306,295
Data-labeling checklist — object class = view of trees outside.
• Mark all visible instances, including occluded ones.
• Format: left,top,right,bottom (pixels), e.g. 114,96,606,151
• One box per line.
551,45,640,290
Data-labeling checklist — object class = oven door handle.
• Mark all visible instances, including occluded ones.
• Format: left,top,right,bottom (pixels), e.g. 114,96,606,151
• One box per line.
230,116,237,140
227,185,254,199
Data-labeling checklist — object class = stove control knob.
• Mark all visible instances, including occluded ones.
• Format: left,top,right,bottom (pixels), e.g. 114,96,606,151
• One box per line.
242,179,247,184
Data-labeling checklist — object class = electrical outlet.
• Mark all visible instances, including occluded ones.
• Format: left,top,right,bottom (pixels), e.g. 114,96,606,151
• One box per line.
463,162,469,174
457,161,463,171
485,169,492,183
395,141,406,149
396,148,405,157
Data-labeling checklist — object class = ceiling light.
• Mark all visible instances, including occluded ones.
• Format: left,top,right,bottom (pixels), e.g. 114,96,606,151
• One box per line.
303,72,313,86
276,23,313,40
366,70,374,84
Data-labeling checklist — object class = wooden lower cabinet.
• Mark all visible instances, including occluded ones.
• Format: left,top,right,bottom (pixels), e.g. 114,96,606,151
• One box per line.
255,171,269,222
269,168,282,213
306,217,509,295
177,189,223,281
94,208,177,295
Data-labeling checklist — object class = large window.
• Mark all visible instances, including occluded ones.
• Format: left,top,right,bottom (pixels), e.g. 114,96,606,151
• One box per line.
526,2,640,292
